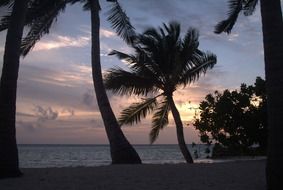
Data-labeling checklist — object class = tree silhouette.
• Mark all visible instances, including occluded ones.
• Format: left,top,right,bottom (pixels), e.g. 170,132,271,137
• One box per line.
105,22,217,163
215,1,283,188
0,0,141,177
0,0,28,178
194,77,267,156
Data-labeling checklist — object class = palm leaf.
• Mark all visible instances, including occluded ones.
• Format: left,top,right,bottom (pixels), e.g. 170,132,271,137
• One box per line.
109,49,165,89
150,97,170,144
181,28,199,58
178,52,217,87
107,0,136,45
0,14,11,32
214,0,243,34
104,67,158,96
118,96,158,125
109,50,137,64
243,0,258,16
167,21,181,43
0,0,12,7
0,0,40,31
20,0,67,56
174,28,200,78
144,27,163,40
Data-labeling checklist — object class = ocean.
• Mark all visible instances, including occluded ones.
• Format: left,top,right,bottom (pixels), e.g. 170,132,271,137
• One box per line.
18,144,214,168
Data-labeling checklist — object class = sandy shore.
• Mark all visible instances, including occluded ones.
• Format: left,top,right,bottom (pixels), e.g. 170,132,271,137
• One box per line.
0,160,265,190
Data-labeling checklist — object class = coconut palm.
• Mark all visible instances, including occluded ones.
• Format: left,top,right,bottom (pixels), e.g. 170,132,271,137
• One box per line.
88,0,141,164
215,0,283,188
0,0,80,178
0,0,29,178
0,0,141,166
104,22,217,163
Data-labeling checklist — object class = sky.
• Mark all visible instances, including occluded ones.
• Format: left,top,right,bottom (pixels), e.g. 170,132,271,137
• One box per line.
0,0,275,144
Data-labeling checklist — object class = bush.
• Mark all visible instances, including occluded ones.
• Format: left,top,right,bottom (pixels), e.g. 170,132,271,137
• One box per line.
194,77,267,156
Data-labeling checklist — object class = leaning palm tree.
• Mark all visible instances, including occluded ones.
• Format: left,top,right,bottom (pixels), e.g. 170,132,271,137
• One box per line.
215,1,283,188
0,0,29,178
104,22,217,163
0,0,141,166
88,0,141,164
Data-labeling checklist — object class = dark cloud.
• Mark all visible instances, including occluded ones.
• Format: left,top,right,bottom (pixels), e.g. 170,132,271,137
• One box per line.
82,89,95,107
34,105,58,122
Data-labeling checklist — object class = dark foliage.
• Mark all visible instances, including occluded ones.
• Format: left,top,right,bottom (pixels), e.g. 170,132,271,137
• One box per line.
194,77,267,155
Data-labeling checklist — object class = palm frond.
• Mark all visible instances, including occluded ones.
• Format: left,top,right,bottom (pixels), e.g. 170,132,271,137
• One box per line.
0,0,44,32
118,96,159,126
109,48,165,88
182,28,199,56
107,0,136,45
177,28,200,74
0,13,11,32
20,0,67,56
68,0,92,10
243,0,258,16
0,0,12,7
214,0,243,34
143,27,163,42
139,22,182,77
178,52,217,87
150,97,170,143
109,50,137,64
104,67,158,96
167,21,180,42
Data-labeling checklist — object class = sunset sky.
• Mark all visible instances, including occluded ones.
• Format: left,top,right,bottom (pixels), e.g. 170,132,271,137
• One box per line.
0,0,274,144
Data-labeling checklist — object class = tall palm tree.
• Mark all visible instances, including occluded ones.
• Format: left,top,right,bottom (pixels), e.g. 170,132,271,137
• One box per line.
215,0,283,188
0,0,80,178
0,0,28,178
104,22,217,163
0,0,141,165
89,0,141,164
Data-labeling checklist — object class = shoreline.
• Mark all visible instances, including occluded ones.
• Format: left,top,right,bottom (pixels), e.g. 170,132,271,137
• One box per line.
1,160,266,190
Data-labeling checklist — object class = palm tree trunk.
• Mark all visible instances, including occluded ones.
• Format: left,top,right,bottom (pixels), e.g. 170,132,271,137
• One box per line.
168,96,194,163
0,0,28,178
89,0,141,164
260,0,283,189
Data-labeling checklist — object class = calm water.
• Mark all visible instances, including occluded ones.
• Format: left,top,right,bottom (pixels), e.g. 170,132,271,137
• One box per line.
18,144,214,168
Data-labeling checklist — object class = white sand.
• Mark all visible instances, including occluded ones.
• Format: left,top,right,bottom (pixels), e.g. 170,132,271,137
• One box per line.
0,160,266,190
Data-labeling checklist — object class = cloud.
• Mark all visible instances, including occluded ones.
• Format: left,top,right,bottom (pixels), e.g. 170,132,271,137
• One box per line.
100,29,116,38
79,24,116,38
33,35,90,51
227,33,240,41
82,89,95,107
61,108,75,116
34,105,58,122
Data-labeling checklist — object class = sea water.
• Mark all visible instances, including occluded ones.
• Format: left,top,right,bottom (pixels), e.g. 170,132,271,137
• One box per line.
18,144,214,168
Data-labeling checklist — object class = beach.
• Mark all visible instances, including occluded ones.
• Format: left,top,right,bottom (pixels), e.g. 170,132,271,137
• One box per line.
1,160,265,190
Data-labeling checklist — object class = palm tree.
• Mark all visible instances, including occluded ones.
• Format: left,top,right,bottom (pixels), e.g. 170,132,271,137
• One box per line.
104,22,217,163
0,0,80,178
0,0,28,178
0,0,141,165
88,0,141,164
215,0,283,188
